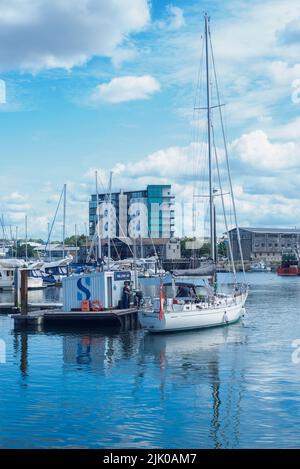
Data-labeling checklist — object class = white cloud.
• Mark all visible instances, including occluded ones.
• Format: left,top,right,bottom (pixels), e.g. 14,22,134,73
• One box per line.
90,75,160,103
0,79,6,104
277,17,300,45
2,191,27,203
269,117,300,141
266,60,300,89
167,5,185,31
0,0,150,71
231,130,300,170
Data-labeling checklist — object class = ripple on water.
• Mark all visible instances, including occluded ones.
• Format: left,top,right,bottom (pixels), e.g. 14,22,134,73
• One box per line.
1,275,300,448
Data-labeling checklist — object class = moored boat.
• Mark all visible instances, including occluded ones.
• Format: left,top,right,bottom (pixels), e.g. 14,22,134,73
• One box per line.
139,278,247,333
138,13,248,333
249,261,271,272
277,248,300,276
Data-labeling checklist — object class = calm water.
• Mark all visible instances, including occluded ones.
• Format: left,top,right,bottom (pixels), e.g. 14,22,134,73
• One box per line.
1,273,300,449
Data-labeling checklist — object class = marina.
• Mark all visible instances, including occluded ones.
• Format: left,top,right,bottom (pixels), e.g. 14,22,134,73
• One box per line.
0,0,298,456
1,272,300,448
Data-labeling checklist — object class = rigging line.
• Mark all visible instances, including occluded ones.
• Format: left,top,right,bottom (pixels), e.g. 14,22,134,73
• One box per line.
111,237,121,260
212,124,237,283
44,185,64,255
192,29,205,231
97,172,134,258
209,30,246,282
0,214,7,242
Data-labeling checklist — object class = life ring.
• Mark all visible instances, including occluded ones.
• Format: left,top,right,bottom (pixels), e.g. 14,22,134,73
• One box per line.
91,300,103,311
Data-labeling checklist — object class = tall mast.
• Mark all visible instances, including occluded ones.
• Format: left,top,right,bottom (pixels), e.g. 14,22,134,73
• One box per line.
48,222,52,261
25,215,28,262
15,226,18,258
75,223,78,263
95,171,102,261
62,183,67,258
181,200,185,238
204,13,215,262
107,171,113,270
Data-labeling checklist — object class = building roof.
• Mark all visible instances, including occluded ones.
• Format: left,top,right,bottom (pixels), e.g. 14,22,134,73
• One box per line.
34,244,80,252
91,184,173,198
113,237,178,246
229,227,300,234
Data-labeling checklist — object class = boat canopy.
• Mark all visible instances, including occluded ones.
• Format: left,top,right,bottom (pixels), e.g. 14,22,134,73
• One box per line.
171,263,216,277
0,258,27,269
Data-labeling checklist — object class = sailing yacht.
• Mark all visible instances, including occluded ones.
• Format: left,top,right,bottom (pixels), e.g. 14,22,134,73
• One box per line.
0,259,44,290
138,14,248,333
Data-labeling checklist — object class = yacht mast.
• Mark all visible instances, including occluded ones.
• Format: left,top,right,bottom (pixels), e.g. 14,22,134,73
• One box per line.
95,170,102,261
25,215,28,262
107,171,113,270
204,13,216,262
62,183,67,258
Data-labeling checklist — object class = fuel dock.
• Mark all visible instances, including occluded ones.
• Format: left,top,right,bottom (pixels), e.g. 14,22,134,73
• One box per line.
12,270,140,330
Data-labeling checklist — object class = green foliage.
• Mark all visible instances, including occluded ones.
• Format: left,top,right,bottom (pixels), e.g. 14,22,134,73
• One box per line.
180,238,211,258
218,240,227,258
64,234,88,247
17,243,35,258
180,238,228,259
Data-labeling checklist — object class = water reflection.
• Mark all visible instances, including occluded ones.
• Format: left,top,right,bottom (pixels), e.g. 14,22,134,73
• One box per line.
3,273,300,448
139,327,247,448
10,323,247,447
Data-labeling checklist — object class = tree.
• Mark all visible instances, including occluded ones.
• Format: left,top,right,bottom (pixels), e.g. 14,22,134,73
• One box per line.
218,240,227,258
8,242,36,259
18,243,35,258
64,234,88,247
180,238,211,258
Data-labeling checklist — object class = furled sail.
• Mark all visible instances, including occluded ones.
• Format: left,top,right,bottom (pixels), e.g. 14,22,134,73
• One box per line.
172,262,216,277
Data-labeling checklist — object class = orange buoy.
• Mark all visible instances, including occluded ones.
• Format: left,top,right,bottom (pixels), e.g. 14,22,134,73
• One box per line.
81,300,90,312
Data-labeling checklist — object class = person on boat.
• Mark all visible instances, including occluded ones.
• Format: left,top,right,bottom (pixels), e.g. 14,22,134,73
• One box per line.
135,289,143,307
176,285,191,298
122,281,131,309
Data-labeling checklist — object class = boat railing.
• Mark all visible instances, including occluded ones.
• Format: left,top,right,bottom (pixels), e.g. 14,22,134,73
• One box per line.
140,288,245,312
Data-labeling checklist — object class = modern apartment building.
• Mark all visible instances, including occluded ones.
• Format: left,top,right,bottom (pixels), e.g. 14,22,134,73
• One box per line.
89,185,175,239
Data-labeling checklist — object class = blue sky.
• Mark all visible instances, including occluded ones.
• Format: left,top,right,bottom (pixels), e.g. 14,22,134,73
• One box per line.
0,0,300,240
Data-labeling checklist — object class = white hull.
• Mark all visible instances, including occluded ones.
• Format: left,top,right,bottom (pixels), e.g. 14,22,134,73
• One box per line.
139,292,247,333
0,280,14,290
27,277,44,290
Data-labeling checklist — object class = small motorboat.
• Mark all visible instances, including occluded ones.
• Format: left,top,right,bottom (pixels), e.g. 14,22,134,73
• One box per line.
249,261,271,272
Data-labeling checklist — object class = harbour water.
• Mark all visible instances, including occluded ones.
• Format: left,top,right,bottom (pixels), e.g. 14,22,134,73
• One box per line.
1,272,300,448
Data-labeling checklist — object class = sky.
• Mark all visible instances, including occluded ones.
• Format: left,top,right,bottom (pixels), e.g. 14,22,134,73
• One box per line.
0,0,300,240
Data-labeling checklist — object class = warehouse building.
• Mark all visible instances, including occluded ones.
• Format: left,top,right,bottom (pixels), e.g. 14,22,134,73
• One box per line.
228,227,300,262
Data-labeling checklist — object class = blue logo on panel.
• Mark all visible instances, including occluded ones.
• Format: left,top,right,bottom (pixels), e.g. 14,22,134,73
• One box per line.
77,277,91,301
